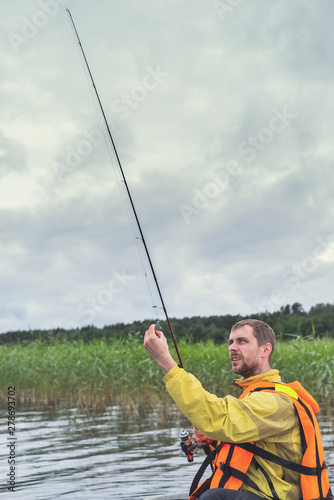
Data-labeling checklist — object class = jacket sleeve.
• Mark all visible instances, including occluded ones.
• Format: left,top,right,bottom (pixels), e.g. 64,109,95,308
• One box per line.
164,366,298,443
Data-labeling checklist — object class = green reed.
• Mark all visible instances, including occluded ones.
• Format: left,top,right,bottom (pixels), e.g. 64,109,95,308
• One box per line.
0,336,333,411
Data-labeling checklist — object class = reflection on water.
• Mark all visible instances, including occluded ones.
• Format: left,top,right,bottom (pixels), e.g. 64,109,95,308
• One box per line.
0,405,333,499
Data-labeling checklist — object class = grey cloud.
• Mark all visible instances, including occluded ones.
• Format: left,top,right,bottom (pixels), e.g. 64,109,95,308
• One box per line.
0,0,333,332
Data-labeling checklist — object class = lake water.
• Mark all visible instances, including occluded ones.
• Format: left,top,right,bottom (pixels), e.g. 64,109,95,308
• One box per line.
0,405,333,499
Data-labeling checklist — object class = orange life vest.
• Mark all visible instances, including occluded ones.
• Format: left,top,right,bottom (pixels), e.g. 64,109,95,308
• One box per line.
189,381,333,500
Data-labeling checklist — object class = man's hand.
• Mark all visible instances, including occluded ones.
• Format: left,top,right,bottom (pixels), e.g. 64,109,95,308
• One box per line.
192,427,212,447
144,324,177,375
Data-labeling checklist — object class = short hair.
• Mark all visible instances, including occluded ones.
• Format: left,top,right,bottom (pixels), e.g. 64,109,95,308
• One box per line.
231,319,276,360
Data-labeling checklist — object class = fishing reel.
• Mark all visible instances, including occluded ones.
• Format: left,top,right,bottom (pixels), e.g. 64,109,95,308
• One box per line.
179,429,213,462
179,429,198,462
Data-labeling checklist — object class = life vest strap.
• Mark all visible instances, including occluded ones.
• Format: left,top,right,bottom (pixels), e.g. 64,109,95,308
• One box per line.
237,442,324,476
218,444,235,488
253,458,281,500
223,464,281,500
188,383,333,500
189,443,223,497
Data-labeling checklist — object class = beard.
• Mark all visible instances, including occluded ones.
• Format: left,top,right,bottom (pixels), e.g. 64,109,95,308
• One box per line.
231,356,260,378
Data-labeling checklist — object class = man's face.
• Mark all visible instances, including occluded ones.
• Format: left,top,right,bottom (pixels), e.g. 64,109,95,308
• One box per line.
228,325,266,378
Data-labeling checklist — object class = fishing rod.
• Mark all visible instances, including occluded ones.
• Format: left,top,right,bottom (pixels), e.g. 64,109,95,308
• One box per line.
66,9,183,368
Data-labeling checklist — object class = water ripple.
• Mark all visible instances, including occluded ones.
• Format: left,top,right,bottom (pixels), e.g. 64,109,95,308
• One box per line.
0,407,332,499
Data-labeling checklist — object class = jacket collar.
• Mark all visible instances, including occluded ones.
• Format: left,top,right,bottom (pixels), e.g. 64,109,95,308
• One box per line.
232,369,282,391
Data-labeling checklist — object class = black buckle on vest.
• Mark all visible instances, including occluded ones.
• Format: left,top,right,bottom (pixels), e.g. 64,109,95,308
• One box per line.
220,462,228,474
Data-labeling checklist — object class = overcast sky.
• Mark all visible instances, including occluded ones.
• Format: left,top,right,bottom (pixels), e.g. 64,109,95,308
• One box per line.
1,0,334,334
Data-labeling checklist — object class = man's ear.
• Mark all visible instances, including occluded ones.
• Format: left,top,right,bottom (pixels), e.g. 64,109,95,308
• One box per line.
262,342,272,359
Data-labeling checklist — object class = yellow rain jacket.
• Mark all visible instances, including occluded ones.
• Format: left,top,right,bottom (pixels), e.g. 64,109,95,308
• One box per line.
164,367,305,499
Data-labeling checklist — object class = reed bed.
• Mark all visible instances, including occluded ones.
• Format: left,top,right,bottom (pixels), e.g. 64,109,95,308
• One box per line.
0,336,333,412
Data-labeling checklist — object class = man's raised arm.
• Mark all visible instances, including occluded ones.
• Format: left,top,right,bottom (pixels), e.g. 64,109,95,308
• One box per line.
144,324,177,375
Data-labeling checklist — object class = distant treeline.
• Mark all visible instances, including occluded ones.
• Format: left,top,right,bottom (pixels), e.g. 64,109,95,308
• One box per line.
1,302,334,345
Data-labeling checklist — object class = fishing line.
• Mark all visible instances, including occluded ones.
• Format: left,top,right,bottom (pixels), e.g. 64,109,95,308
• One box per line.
66,12,161,323
66,9,183,367
72,34,161,324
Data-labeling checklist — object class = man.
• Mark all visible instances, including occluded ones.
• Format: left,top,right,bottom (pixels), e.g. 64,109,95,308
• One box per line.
144,319,333,500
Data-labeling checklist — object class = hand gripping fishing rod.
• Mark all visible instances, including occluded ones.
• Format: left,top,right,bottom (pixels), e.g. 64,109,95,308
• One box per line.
66,9,183,368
